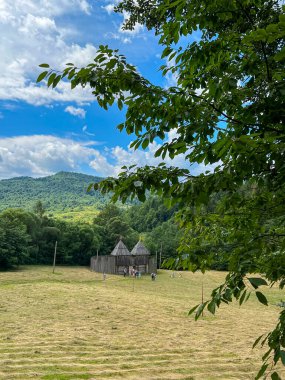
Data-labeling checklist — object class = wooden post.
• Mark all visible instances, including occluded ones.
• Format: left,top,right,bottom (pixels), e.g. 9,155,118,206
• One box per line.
201,276,204,317
159,242,162,269
52,240,57,274
155,250,158,269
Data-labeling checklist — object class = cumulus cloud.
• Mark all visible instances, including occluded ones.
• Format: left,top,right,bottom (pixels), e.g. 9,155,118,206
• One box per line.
0,0,96,105
0,133,216,180
94,139,189,177
0,135,102,179
65,105,86,118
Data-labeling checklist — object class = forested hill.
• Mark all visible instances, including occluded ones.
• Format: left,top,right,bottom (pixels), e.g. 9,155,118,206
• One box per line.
0,172,107,217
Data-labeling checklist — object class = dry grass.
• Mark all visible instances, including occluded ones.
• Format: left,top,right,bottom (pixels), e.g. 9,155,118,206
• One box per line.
0,266,284,380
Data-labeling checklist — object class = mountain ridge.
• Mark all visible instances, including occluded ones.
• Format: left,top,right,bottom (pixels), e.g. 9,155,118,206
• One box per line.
0,171,108,219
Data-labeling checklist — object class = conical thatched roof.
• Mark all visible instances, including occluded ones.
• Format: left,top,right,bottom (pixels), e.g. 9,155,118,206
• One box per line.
131,241,150,256
110,239,131,256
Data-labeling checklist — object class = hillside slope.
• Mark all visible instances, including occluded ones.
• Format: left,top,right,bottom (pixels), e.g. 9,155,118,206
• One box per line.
0,172,107,218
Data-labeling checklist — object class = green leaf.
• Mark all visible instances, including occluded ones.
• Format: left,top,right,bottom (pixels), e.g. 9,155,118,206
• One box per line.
207,300,216,315
262,348,272,361
167,0,183,8
36,71,48,83
280,350,285,365
255,291,268,306
137,191,146,202
195,302,208,320
71,80,77,90
248,277,268,289
253,334,264,348
188,304,199,316
87,183,94,192
271,372,282,380
39,63,50,68
255,363,269,379
142,139,149,150
239,289,247,305
47,73,57,87
52,75,61,88
161,47,172,59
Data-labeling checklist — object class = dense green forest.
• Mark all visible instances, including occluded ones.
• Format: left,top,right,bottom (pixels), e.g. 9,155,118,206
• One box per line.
0,197,181,270
0,172,110,221
0,172,241,271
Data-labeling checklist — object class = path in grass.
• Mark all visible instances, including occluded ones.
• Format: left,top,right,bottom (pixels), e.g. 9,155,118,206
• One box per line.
0,266,284,380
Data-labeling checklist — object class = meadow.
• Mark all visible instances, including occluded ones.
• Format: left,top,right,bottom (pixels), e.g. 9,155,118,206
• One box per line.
0,266,284,380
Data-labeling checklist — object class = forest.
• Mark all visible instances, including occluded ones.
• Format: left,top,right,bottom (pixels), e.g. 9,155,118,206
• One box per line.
0,196,182,270
0,172,108,218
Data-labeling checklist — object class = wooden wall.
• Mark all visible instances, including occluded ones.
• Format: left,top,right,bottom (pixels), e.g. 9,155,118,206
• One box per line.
90,255,157,275
90,255,116,274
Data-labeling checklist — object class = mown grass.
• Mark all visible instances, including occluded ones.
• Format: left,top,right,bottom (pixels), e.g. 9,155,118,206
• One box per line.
0,266,284,380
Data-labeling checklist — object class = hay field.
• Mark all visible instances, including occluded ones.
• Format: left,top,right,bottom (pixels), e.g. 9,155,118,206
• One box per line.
0,267,284,380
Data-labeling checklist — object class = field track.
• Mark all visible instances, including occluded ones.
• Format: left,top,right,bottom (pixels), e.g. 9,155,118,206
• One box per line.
0,266,284,380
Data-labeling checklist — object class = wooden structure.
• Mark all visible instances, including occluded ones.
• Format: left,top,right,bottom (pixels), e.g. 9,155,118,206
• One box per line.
90,239,157,275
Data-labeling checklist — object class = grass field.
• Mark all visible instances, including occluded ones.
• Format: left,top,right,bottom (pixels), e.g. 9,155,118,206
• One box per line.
0,267,284,380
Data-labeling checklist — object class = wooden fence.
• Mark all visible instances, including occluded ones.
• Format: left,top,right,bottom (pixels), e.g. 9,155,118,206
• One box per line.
90,255,157,275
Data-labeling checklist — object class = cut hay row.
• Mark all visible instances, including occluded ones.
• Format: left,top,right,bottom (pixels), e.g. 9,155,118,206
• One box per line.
0,266,284,379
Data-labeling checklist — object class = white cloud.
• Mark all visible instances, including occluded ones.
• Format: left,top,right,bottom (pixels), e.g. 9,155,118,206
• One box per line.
0,133,218,180
1,0,92,18
78,0,92,15
164,57,178,88
0,135,102,179
191,161,222,176
98,140,188,177
0,80,95,106
103,4,115,14
82,125,96,136
0,0,96,105
65,105,86,118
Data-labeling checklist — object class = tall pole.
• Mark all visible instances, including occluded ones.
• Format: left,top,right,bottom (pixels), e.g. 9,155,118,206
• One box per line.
52,240,57,274
155,250,158,269
201,276,204,317
159,242,162,269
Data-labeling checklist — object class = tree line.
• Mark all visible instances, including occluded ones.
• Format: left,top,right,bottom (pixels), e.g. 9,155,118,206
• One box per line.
0,198,181,270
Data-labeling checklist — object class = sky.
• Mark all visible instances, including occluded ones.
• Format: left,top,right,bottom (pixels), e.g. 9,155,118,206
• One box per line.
0,0,209,180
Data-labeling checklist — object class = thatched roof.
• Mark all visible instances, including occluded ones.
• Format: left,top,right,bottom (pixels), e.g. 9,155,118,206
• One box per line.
110,239,131,256
131,241,150,256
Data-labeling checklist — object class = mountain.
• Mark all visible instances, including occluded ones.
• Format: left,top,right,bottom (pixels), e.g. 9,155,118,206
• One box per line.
0,172,109,221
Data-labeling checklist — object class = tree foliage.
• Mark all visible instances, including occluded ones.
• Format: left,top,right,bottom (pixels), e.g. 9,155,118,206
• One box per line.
0,199,177,269
38,0,285,376
0,172,107,217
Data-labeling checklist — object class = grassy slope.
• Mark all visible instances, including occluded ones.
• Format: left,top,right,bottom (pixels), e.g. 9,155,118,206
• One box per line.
0,267,284,380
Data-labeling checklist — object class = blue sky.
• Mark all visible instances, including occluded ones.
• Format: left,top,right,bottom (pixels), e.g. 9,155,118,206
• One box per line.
0,0,208,179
